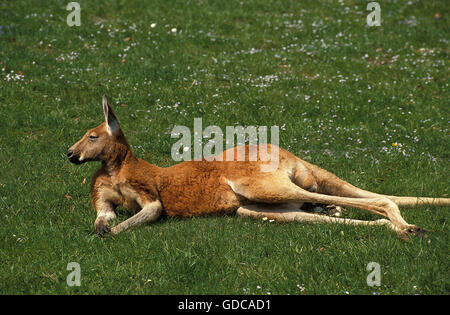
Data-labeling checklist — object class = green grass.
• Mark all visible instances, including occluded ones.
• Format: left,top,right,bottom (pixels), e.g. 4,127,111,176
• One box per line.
0,0,449,294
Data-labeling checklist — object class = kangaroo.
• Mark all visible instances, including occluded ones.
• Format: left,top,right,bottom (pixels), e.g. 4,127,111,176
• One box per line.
67,95,449,239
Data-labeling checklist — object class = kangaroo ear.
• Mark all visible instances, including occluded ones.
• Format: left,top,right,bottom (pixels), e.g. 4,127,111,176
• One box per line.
102,94,120,135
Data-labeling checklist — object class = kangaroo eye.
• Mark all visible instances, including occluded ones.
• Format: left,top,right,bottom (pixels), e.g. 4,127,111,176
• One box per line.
89,135,98,140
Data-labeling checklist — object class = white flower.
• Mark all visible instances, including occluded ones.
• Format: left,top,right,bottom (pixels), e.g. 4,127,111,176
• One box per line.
171,27,177,33
150,23,157,28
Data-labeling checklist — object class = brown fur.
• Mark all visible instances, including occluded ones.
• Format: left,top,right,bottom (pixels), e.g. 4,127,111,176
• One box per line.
67,95,450,239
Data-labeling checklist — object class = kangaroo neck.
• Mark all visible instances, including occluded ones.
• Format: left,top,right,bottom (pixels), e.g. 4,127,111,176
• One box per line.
102,142,135,177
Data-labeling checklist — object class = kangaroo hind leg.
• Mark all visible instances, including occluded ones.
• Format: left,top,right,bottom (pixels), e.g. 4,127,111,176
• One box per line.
236,203,396,232
229,175,423,237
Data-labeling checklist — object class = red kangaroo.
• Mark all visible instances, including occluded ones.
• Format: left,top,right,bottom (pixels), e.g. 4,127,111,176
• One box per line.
67,95,450,238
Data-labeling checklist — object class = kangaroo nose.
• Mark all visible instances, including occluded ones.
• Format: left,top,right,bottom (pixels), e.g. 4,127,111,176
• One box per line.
67,150,74,158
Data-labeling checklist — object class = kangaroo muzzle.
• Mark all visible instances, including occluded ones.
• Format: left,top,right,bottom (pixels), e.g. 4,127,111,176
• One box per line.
67,149,84,165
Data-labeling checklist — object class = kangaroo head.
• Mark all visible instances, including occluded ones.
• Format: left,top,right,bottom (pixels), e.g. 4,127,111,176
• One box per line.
67,94,129,165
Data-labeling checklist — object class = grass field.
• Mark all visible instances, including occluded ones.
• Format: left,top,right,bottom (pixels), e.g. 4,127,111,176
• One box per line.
0,0,449,295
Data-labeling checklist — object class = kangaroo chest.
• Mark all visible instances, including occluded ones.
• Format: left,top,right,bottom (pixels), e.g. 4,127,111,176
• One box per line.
110,182,142,212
